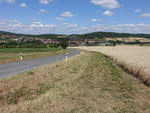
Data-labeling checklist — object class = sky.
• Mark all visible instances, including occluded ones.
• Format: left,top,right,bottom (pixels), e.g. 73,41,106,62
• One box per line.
0,0,150,34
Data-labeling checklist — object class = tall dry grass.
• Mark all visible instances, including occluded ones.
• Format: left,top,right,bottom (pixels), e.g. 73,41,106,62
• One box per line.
110,56,149,85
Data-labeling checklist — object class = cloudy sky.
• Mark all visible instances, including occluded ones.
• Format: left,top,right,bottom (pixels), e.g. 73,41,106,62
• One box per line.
0,0,150,34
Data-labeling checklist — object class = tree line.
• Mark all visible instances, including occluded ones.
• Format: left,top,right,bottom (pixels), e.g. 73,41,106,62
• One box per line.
0,39,68,49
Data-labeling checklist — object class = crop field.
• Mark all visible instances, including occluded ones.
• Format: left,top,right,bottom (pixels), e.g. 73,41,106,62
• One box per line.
0,48,67,64
0,51,150,113
74,46,150,85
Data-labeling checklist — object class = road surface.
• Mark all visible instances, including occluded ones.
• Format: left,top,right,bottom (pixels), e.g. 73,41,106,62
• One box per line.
0,49,80,78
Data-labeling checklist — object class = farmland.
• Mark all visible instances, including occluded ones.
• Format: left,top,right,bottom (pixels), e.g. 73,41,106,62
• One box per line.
0,48,67,64
74,46,150,85
0,51,150,113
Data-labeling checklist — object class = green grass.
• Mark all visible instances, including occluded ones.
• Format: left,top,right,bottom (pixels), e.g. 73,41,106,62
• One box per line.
0,51,150,113
0,48,62,53
144,44,150,46
27,71,34,75
0,48,67,64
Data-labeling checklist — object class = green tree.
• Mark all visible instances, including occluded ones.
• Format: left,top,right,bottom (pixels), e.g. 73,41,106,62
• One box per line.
59,40,68,49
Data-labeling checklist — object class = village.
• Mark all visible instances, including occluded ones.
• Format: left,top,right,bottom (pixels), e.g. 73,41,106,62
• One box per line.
0,34,117,47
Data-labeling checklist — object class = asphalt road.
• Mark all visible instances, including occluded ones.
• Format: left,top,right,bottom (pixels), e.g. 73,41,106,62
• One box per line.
0,49,80,78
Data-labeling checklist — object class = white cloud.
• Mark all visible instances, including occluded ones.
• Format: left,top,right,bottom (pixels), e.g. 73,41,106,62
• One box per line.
91,18,103,22
30,21,56,29
38,9,48,14
1,19,150,34
0,20,57,34
113,24,150,33
45,24,56,28
91,0,120,9
81,23,150,34
19,3,27,8
142,13,150,17
31,21,44,28
67,24,78,28
61,11,74,17
0,19,20,25
63,23,78,28
29,22,57,34
87,24,150,34
8,23,23,27
103,10,114,16
56,17,64,21
5,0,16,3
134,9,141,13
40,0,54,5
62,23,150,34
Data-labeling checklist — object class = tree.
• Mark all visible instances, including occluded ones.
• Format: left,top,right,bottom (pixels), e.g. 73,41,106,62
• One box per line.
59,40,68,49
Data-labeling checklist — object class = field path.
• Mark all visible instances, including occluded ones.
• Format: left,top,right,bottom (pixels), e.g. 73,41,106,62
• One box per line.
0,49,80,78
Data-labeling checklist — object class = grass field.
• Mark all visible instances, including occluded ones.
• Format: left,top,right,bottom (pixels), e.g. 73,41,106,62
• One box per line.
0,51,150,113
74,46,150,86
0,48,67,64
144,44,150,46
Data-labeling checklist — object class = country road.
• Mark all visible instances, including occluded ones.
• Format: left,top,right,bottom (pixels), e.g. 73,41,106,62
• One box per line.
0,49,80,78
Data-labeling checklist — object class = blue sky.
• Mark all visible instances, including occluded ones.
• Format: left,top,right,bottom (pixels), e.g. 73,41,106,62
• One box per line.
0,0,150,34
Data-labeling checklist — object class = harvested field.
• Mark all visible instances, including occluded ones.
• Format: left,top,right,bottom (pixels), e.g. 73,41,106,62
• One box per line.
104,37,150,43
74,46,150,85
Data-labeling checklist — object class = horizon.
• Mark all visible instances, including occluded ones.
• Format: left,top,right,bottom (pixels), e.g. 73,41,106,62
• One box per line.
0,0,150,34
1,30,150,36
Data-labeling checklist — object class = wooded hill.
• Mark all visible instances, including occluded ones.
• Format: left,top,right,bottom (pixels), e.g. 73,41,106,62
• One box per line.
1,31,150,39
0,31,66,39
77,32,150,39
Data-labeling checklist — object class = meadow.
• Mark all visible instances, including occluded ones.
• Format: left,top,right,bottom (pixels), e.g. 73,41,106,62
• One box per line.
75,46,150,86
0,51,150,113
0,48,67,64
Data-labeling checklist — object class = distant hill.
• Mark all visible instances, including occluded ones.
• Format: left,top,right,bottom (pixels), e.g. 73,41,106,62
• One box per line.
0,31,67,39
0,31,19,36
76,32,150,39
1,31,150,39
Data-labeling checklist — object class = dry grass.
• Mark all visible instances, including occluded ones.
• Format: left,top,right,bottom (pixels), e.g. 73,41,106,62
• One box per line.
74,46,150,86
0,51,150,113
